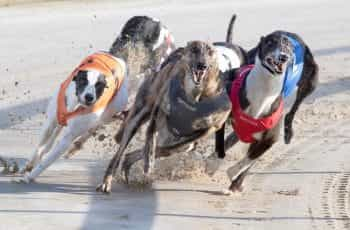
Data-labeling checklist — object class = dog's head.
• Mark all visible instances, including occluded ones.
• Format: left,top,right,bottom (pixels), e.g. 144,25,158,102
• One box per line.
73,70,108,107
181,41,220,100
257,33,293,75
110,16,175,76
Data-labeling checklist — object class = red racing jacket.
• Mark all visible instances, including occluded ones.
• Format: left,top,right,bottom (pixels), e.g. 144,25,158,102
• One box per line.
230,65,284,143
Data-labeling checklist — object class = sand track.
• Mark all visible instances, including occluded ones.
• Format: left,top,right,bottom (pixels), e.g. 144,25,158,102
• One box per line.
0,0,349,229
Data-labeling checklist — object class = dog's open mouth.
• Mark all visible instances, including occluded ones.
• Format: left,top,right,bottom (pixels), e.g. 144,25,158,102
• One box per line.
192,68,208,85
264,57,284,74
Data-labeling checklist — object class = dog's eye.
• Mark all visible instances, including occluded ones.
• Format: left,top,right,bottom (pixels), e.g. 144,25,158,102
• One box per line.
95,82,106,89
266,40,273,47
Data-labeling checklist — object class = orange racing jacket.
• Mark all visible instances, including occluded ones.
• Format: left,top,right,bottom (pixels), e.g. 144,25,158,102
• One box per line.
57,52,125,126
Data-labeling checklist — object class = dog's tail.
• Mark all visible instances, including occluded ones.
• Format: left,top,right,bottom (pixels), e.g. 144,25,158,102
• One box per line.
226,14,237,44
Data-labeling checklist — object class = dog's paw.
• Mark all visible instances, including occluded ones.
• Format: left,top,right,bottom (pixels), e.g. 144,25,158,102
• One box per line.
221,188,243,196
96,183,112,194
228,178,244,194
18,164,32,175
221,189,234,196
12,175,32,184
96,175,113,194
140,173,154,186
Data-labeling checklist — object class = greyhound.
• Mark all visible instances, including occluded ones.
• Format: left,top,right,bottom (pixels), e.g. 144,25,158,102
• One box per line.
215,31,318,193
97,41,231,193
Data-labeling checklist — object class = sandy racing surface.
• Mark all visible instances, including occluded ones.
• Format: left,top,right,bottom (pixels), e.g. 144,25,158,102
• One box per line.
0,0,350,229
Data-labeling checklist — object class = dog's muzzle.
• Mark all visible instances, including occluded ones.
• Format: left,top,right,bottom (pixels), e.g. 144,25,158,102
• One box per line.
264,53,290,74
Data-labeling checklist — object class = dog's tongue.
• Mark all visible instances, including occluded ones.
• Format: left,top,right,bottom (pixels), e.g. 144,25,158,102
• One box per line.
195,70,205,78
276,63,283,73
192,68,207,83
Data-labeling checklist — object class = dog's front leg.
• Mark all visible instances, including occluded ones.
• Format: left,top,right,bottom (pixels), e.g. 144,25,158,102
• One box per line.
19,129,77,183
22,118,62,173
225,154,257,194
96,106,151,194
225,136,275,194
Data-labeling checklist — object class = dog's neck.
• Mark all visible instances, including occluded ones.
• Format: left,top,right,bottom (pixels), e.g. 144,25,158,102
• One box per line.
244,57,284,118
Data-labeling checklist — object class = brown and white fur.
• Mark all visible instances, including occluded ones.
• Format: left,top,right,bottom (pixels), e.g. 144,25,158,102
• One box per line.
97,41,230,193
215,32,318,194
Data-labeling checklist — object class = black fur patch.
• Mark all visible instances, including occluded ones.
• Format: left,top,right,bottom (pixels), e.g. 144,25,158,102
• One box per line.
73,70,107,101
73,71,89,97
95,74,107,99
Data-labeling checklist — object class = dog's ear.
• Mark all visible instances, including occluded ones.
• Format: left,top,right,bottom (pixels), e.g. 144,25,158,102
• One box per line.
72,72,79,82
255,36,265,58
72,71,84,82
258,36,265,49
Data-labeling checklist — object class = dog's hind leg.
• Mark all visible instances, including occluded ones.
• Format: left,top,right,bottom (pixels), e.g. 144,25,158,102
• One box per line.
121,149,143,184
96,106,151,193
284,51,318,144
142,109,158,178
64,132,92,159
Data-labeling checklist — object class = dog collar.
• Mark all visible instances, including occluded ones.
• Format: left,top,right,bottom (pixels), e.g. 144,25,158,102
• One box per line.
57,52,125,126
167,77,231,138
230,65,284,143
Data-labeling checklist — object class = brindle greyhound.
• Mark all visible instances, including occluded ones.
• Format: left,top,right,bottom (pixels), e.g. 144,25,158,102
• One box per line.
97,41,231,193
215,31,318,193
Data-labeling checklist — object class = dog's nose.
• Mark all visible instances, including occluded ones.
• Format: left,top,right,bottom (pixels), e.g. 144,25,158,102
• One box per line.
196,63,207,71
85,94,94,103
279,53,289,63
